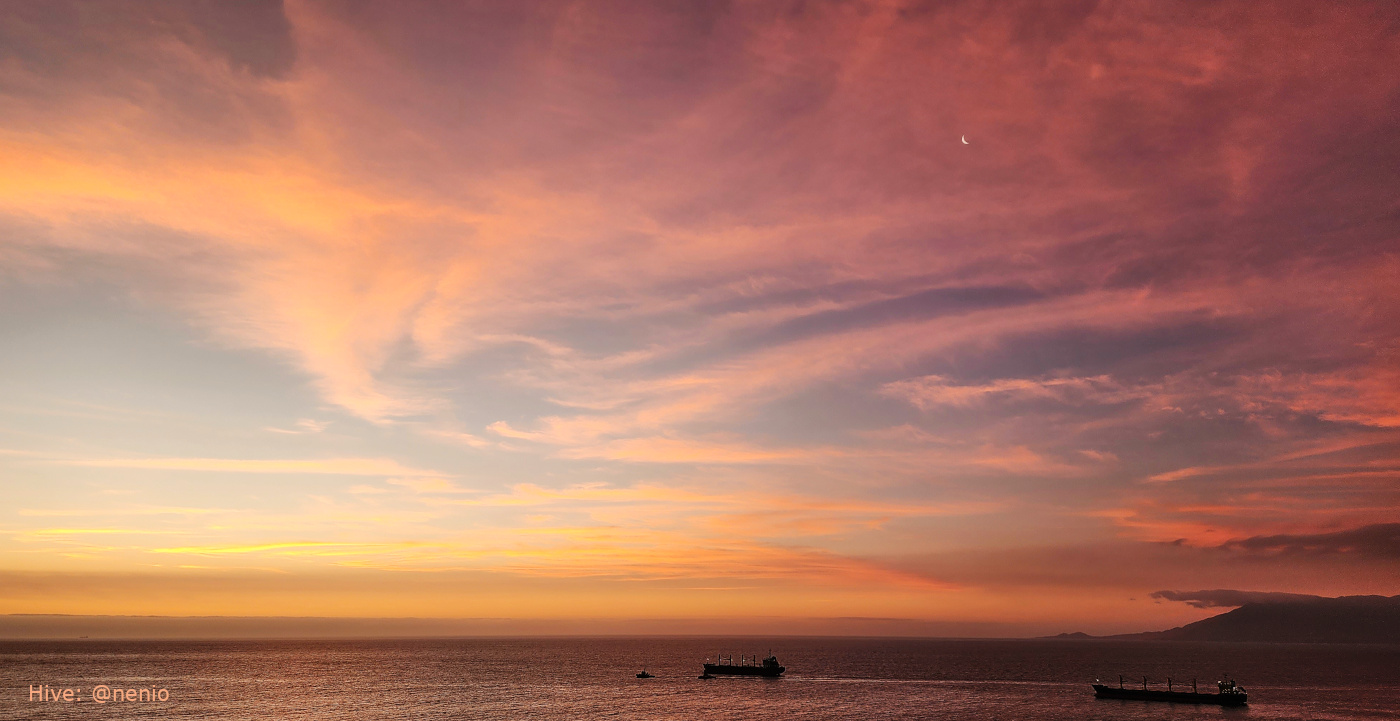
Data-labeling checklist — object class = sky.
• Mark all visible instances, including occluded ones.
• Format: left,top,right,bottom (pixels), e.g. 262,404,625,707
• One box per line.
0,0,1397,637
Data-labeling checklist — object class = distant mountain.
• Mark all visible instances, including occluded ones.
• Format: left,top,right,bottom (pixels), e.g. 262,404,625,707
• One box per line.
1045,631,1094,640
1108,595,1400,644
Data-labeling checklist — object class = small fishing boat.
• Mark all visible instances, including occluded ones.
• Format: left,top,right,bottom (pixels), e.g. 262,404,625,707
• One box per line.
636,669,654,679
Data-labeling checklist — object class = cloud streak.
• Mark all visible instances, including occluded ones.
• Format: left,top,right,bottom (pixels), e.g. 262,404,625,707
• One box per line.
1150,589,1322,609
1219,524,1400,560
61,457,448,477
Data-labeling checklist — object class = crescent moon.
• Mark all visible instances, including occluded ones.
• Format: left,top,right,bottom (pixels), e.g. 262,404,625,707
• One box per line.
961,135,968,145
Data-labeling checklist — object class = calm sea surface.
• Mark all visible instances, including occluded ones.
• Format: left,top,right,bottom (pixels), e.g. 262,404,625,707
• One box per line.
2,637,1397,720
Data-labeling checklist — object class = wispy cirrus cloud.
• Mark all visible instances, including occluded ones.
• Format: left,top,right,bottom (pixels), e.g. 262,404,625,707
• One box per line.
60,456,448,477
264,418,330,435
881,374,1142,410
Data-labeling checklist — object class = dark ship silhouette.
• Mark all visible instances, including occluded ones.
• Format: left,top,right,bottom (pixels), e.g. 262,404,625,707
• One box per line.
701,653,785,678
1093,676,1247,706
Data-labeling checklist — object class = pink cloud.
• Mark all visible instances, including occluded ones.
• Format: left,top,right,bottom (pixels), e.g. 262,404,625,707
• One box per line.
2,0,1398,616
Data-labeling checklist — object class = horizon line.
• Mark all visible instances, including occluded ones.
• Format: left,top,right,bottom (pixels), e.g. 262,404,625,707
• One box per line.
0,612,1147,641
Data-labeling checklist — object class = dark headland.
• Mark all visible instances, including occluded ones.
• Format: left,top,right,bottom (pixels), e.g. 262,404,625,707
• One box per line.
1053,594,1400,644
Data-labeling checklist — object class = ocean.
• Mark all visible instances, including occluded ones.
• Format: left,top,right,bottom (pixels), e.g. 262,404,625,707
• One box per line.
3,637,1397,719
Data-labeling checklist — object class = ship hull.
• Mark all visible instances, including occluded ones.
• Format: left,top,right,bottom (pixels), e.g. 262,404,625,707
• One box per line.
1093,685,1246,706
703,664,784,677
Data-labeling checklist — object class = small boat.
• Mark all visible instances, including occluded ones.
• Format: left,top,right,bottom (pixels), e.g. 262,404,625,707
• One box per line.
702,652,785,678
1092,676,1247,706
636,669,654,679
698,673,714,679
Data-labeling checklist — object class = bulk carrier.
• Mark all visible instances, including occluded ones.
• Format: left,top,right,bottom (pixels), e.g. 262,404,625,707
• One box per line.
1093,677,1247,706
700,653,785,678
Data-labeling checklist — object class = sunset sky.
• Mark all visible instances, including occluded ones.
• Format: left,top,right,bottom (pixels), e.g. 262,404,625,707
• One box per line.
1,0,1397,636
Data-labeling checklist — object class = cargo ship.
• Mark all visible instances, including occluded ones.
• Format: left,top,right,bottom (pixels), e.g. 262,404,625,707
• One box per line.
702,653,785,678
1092,677,1247,706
